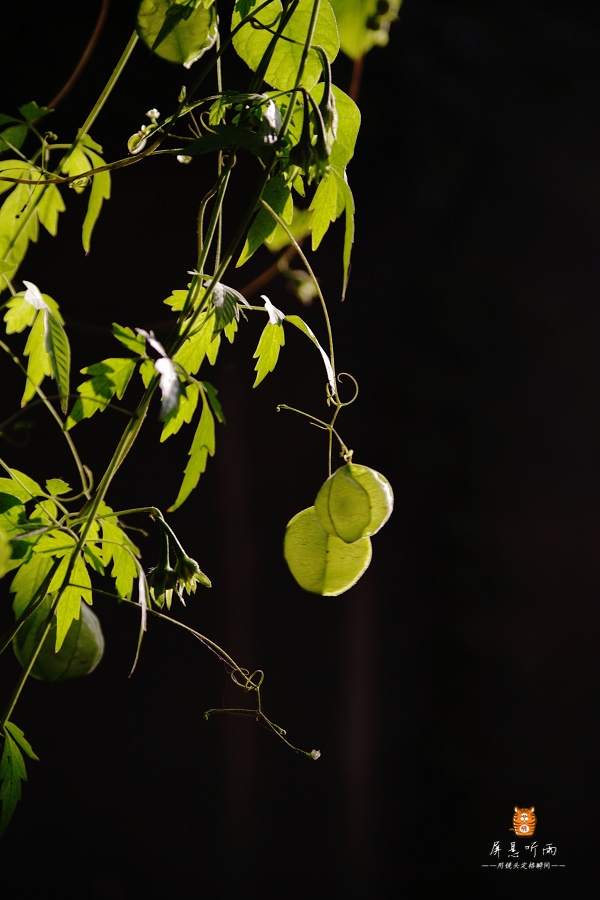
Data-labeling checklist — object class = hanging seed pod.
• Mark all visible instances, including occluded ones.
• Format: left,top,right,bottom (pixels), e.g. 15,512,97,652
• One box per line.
314,463,394,543
13,596,105,683
284,506,372,596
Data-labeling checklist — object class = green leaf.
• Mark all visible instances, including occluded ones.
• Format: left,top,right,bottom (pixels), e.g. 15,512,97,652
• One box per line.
66,357,137,429
10,288,66,406
27,534,92,649
211,282,249,335
285,314,335,395
18,101,50,124
266,205,313,252
0,166,43,289
0,525,10,577
338,173,355,299
112,322,146,354
0,723,38,837
253,322,285,387
0,470,43,503
44,310,70,414
173,311,220,375
21,310,51,406
330,0,402,61
283,506,372,595
0,496,40,574
60,135,111,252
3,291,37,333
232,0,339,91
45,478,71,496
99,508,140,601
137,0,218,68
301,84,359,290
237,173,292,266
168,393,216,511
160,380,200,441
82,163,110,254
0,123,27,154
202,380,225,423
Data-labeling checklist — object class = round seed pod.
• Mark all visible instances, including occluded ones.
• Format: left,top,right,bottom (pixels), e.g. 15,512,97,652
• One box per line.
284,506,372,596
13,597,105,683
314,463,394,543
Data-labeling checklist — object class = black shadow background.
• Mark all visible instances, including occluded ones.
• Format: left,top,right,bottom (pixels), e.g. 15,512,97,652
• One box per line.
1,2,599,897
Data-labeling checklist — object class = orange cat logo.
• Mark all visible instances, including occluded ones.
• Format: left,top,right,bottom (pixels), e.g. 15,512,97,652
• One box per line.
511,806,536,837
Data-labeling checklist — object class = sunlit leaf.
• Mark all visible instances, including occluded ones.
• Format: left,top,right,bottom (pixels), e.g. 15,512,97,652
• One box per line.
237,173,292,266
232,0,339,91
285,314,335,395
161,380,200,441
45,479,71,497
80,139,111,253
0,526,11,578
173,311,220,375
112,322,146,354
99,506,141,601
3,291,37,332
253,321,285,387
137,0,218,68
330,0,401,61
10,554,54,618
0,722,38,837
168,394,216,511
66,357,137,429
44,311,70,414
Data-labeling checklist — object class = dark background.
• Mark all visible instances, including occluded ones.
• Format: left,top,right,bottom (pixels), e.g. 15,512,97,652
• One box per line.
1,1,600,896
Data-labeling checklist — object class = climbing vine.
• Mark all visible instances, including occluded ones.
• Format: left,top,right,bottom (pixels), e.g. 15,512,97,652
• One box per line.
0,0,400,834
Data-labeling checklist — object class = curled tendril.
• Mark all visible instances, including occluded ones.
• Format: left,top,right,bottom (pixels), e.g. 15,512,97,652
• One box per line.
230,668,265,691
335,372,359,407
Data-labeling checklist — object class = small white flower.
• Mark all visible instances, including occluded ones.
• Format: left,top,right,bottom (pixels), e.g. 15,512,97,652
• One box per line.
22,280,48,311
262,294,285,325
146,108,160,122
176,155,192,164
310,749,321,760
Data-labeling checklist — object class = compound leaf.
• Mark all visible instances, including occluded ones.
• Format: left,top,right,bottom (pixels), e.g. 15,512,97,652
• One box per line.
232,0,339,91
0,723,38,837
66,357,137,429
44,311,70,414
253,321,285,387
168,393,216,511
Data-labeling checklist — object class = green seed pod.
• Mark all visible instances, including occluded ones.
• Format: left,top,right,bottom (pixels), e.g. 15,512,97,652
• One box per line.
13,597,105,683
314,463,394,543
284,506,372,596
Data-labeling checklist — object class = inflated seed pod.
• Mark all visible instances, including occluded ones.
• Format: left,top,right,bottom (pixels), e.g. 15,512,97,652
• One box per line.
314,463,394,543
13,596,105,683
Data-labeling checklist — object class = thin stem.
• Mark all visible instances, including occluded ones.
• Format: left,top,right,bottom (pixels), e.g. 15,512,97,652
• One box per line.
2,31,139,265
114,597,317,759
0,559,61,726
46,0,112,110
63,31,139,158
0,340,91,497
